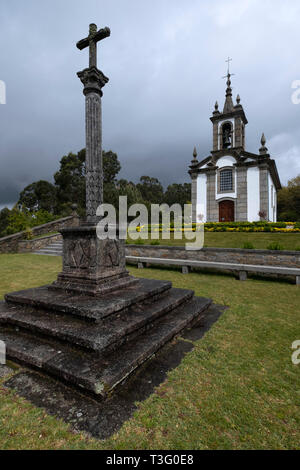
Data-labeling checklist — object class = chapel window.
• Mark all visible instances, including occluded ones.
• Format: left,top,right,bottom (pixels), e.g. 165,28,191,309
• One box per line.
220,169,233,191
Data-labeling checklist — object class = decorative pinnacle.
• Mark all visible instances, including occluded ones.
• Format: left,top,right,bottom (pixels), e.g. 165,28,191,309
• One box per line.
215,101,219,111
226,73,232,89
222,59,235,113
236,94,241,105
193,146,198,159
259,133,268,154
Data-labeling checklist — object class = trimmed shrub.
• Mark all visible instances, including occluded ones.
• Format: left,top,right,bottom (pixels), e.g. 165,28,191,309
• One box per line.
243,242,255,249
267,242,284,251
24,227,34,240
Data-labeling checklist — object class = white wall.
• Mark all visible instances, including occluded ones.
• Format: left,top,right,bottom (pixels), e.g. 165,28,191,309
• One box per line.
196,173,207,222
247,167,260,222
268,173,277,222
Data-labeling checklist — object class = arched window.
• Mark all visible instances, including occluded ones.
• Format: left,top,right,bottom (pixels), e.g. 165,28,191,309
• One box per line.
222,122,232,149
220,169,233,191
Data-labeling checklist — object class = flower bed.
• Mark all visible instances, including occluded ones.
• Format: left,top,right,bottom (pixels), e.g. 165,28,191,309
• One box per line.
129,222,300,234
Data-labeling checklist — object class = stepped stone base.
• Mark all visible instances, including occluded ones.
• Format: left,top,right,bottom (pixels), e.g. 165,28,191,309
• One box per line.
0,277,212,397
51,272,138,296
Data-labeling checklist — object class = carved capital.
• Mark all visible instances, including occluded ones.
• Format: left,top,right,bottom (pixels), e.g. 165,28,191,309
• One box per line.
77,66,109,96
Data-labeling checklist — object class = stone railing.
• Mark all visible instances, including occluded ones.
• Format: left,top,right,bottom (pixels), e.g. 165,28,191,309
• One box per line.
125,245,300,269
0,215,78,254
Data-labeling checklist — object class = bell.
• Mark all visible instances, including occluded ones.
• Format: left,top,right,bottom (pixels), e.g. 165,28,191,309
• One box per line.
223,133,231,148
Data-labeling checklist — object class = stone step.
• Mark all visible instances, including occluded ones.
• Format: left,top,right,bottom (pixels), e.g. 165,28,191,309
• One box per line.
33,240,63,256
36,248,62,254
5,278,172,323
0,296,211,396
33,252,61,257
42,248,62,252
40,245,62,251
0,288,193,353
34,249,62,254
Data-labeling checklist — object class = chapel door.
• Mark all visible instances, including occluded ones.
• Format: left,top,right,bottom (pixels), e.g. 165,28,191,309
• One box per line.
219,200,234,222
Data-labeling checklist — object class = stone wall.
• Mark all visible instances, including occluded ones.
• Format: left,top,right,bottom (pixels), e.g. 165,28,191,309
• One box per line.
191,175,197,223
259,165,269,219
206,170,219,222
0,216,77,254
125,244,300,268
236,166,248,221
18,233,63,253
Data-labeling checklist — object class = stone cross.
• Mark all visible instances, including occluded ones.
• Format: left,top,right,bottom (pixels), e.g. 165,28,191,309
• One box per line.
225,57,232,75
77,23,111,68
222,57,235,82
77,24,110,225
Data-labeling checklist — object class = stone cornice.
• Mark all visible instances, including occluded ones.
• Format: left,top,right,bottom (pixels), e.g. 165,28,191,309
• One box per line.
188,150,281,189
210,107,248,125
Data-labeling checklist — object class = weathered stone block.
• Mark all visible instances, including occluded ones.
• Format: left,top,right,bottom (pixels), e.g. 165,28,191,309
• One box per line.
51,226,136,295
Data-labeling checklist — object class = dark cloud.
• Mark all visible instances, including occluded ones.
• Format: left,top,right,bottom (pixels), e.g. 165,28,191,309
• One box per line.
1,0,300,207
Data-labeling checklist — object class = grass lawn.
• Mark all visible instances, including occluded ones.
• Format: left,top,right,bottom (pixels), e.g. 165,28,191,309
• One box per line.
128,232,300,250
0,254,299,450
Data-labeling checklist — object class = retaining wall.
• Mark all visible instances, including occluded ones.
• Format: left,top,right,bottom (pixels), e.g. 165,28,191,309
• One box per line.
125,245,300,268
0,216,76,254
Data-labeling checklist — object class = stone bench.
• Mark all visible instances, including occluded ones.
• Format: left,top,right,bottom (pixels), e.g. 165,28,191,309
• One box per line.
126,256,300,285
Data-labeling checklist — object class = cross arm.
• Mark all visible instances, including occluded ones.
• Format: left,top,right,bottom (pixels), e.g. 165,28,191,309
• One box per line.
76,37,89,50
94,26,111,42
76,26,111,50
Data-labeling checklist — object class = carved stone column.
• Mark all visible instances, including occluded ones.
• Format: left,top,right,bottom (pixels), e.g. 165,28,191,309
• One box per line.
51,54,138,294
77,66,108,225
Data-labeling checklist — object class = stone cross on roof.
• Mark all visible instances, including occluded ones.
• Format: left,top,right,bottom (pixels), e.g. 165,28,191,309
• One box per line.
76,23,111,68
225,57,232,75
222,57,235,82
222,57,235,113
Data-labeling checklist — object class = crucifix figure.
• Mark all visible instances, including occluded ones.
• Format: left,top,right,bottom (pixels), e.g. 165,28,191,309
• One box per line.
77,23,111,68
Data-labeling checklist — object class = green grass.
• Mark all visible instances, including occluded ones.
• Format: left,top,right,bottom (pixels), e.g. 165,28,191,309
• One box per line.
0,254,299,449
128,232,300,250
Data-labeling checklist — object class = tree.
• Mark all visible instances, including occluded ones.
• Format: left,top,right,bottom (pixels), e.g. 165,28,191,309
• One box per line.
103,150,121,184
164,183,191,208
54,148,121,214
117,179,144,207
136,176,164,205
54,149,86,214
3,207,57,236
0,208,10,237
278,174,300,221
18,180,57,213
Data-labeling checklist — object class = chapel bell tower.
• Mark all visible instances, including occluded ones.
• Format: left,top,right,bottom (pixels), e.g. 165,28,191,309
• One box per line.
210,60,248,155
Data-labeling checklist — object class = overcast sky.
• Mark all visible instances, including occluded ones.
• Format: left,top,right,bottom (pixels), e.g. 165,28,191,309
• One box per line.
1,0,300,209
